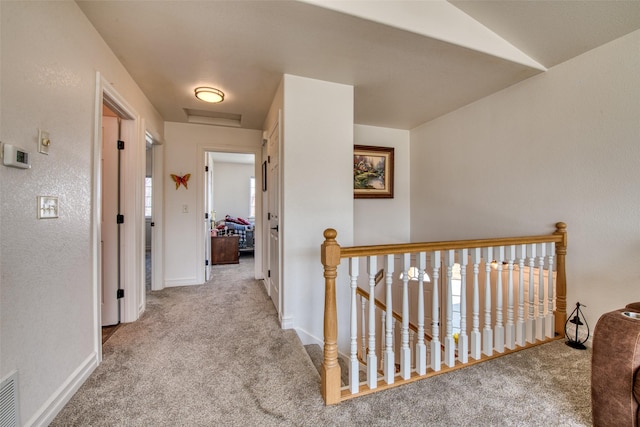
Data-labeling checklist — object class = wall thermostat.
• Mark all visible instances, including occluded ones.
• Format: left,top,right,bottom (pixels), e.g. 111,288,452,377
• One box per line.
2,143,31,169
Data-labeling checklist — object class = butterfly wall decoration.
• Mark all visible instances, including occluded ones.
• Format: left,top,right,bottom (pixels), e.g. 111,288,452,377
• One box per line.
170,173,191,190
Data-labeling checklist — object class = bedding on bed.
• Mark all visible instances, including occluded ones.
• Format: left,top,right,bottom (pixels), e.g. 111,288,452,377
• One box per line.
212,215,255,250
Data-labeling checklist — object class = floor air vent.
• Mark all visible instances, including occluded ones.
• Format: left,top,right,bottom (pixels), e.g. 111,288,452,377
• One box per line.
0,371,19,427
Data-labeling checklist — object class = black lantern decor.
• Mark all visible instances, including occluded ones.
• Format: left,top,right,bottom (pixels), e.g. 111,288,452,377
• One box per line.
565,302,589,350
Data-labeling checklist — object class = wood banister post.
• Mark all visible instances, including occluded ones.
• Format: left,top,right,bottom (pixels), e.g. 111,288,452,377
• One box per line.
554,222,567,336
321,228,342,405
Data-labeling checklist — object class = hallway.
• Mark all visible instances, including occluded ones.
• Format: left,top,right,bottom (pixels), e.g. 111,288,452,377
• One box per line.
53,249,591,426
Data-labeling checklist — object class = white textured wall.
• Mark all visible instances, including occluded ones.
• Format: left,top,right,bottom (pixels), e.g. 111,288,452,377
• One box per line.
354,125,410,245
163,122,262,286
282,75,354,346
410,30,640,333
0,2,163,424
212,162,255,220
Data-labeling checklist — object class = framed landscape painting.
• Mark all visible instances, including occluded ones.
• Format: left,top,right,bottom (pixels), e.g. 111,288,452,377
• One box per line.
353,145,394,199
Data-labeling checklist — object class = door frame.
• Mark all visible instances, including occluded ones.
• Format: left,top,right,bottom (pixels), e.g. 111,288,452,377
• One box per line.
92,72,145,361
150,139,164,292
204,152,213,282
195,144,263,284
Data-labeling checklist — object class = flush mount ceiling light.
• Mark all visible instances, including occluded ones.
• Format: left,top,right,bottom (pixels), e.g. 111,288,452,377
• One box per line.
194,87,224,103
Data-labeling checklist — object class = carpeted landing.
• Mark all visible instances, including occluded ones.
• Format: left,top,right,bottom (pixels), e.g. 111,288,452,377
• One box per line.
52,255,592,426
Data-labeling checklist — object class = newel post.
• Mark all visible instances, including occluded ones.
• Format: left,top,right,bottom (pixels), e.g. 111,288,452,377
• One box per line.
321,228,342,405
554,222,568,336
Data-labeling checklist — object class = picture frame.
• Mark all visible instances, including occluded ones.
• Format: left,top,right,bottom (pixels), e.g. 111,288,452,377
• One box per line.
354,145,394,199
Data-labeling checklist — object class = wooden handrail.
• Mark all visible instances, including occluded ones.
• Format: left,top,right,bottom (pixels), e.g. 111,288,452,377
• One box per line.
320,222,568,405
340,233,564,259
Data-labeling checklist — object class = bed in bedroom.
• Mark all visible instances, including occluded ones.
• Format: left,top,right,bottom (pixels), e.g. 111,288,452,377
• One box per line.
212,215,255,252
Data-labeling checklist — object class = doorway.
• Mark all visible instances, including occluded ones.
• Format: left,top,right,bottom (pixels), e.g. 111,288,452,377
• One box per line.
101,107,122,329
205,151,256,277
93,74,146,359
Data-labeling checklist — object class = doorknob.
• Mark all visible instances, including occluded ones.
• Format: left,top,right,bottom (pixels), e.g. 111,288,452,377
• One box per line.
271,225,279,232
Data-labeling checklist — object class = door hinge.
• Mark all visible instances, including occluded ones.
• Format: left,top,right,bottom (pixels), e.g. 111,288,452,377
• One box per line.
268,270,271,278
205,259,209,266
267,212,271,220
117,140,125,150
205,212,209,219
116,214,124,224
268,155,271,163
205,165,209,172
117,289,124,299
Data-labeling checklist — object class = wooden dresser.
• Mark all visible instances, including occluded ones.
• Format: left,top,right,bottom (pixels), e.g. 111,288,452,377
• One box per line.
211,235,240,265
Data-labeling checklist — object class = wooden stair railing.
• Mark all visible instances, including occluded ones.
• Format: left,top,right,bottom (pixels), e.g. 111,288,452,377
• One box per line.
320,222,568,405
355,286,435,345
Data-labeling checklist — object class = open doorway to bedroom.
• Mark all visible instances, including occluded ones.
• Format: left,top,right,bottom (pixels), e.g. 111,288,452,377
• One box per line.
205,151,256,281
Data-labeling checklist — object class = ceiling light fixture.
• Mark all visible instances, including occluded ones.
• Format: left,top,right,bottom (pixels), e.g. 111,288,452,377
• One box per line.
194,87,224,103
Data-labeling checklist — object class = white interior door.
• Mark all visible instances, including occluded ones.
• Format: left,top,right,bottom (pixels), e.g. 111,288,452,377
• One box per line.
101,115,120,326
267,123,281,316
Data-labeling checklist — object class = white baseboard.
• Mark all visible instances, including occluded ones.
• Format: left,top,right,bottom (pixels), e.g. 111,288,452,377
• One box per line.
138,303,145,318
25,352,98,427
294,327,323,346
164,277,200,287
280,315,294,330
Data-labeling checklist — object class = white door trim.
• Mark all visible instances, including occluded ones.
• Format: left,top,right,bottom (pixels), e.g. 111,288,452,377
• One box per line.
151,142,165,291
195,144,263,284
92,72,144,360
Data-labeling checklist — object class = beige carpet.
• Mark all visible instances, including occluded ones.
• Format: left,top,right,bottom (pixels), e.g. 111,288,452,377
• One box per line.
52,254,592,426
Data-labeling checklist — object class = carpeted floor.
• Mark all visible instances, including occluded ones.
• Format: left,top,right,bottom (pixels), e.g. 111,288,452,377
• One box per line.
52,254,592,426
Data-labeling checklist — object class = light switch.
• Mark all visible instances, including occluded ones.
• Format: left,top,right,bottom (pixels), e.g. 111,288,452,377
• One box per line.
38,129,50,155
38,196,58,219
182,204,188,213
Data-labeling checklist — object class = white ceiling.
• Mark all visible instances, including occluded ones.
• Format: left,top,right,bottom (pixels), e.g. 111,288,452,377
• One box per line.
76,0,640,131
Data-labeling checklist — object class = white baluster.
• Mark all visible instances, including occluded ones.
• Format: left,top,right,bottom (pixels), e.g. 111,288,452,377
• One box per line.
392,317,397,360
384,255,395,384
505,246,516,350
415,252,427,375
349,258,360,393
430,251,441,371
545,243,555,338
482,247,493,356
380,310,386,371
400,253,411,379
494,246,505,353
457,248,469,364
444,250,456,367
470,248,482,360
409,330,415,369
526,244,537,343
516,244,526,347
361,296,366,360
536,244,546,341
366,256,378,389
